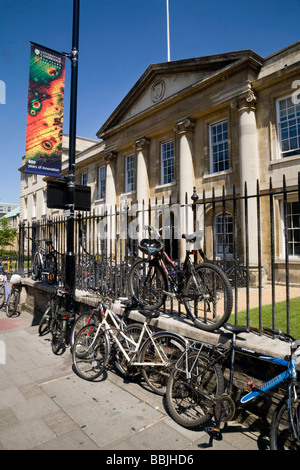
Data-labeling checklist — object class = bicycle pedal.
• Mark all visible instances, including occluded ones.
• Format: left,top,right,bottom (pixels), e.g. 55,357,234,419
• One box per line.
205,426,222,439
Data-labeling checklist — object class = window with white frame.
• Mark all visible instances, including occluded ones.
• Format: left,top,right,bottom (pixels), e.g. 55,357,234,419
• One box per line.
277,95,300,158
98,166,106,199
161,140,174,185
125,154,135,193
215,212,233,257
209,120,229,173
286,201,300,257
81,172,87,186
43,191,47,214
32,194,36,218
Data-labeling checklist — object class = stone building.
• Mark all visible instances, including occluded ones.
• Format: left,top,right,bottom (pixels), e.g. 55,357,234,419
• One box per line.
19,42,300,284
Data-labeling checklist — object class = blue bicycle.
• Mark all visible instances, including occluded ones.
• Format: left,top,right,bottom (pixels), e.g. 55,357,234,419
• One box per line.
166,324,300,450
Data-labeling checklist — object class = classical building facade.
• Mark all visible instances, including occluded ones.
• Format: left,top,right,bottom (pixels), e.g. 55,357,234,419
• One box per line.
19,42,300,284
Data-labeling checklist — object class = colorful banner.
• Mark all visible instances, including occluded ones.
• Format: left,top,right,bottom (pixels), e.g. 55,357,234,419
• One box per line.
25,42,65,177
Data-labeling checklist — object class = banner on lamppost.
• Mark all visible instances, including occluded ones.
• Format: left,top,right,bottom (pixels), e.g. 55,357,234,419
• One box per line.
25,42,65,177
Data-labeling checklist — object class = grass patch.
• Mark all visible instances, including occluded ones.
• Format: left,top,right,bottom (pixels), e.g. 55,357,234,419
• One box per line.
230,297,300,339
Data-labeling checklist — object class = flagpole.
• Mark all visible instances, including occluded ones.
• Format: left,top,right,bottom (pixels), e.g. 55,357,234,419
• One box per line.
166,0,170,61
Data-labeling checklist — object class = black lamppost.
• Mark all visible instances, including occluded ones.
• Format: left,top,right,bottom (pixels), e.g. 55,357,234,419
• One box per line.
65,0,80,308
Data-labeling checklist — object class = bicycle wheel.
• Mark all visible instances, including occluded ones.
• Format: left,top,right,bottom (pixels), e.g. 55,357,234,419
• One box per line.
45,253,57,285
139,331,187,395
166,351,224,429
51,314,65,354
114,323,143,380
184,263,233,331
6,288,20,317
32,252,42,281
0,284,5,309
270,381,300,450
72,324,110,381
128,258,168,310
70,311,99,350
38,303,54,336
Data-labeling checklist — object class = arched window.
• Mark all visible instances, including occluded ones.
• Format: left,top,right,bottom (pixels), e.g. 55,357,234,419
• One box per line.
215,212,233,257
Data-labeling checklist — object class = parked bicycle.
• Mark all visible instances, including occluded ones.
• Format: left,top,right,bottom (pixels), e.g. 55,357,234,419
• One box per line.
128,226,233,331
69,287,136,351
30,238,58,285
166,323,300,450
72,295,187,395
39,287,75,354
0,273,22,317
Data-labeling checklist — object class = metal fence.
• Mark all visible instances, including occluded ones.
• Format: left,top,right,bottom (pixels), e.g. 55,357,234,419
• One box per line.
18,173,299,335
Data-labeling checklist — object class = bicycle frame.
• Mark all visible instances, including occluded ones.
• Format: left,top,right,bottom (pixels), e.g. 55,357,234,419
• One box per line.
84,305,180,367
155,247,196,296
174,329,298,403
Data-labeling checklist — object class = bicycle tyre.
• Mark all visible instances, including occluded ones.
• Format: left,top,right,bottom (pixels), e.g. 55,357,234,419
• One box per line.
128,258,168,310
31,252,42,281
184,263,233,331
6,288,20,317
72,324,110,381
70,311,99,351
38,303,54,336
51,315,65,354
166,351,224,429
139,331,187,395
270,381,300,450
0,284,5,309
45,253,57,285
114,323,144,380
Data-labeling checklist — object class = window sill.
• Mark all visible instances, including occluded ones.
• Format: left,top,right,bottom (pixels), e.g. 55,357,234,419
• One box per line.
203,169,232,181
155,181,177,191
270,155,300,166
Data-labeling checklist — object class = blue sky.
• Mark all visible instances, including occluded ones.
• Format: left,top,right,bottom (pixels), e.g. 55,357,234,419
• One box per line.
0,0,300,204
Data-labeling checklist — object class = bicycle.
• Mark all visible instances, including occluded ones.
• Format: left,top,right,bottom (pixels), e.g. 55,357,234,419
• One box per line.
69,288,136,352
30,238,58,285
72,296,187,395
128,226,233,332
0,273,22,317
166,323,300,450
46,287,75,354
38,288,61,336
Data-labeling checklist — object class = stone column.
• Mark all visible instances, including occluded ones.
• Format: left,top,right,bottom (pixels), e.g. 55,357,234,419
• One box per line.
134,137,150,238
174,118,195,256
231,85,260,275
103,151,117,244
134,137,150,206
104,151,117,207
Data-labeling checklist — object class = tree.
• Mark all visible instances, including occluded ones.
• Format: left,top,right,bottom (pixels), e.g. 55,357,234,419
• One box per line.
0,218,17,250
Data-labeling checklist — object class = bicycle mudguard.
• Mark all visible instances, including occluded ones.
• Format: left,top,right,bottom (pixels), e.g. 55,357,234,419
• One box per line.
151,330,187,350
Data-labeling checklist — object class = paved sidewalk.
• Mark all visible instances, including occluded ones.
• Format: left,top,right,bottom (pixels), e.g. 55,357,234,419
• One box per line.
0,309,269,452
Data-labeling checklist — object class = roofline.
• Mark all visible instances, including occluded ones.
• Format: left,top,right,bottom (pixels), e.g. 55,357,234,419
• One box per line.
97,49,262,138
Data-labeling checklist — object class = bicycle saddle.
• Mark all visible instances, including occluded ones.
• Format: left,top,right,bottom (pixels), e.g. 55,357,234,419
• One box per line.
182,233,196,243
138,309,160,319
223,323,250,334
138,238,163,255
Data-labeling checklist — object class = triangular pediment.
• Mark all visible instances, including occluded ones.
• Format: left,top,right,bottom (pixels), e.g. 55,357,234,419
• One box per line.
97,50,262,137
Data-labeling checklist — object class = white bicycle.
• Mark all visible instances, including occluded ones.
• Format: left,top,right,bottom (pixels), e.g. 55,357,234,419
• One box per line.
72,298,187,395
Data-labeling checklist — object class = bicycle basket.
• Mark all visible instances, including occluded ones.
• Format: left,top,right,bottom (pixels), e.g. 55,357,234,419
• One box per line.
138,238,163,255
10,274,21,285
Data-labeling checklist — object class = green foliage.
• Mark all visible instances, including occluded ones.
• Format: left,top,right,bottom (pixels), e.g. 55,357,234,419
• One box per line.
232,297,300,339
0,218,17,250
